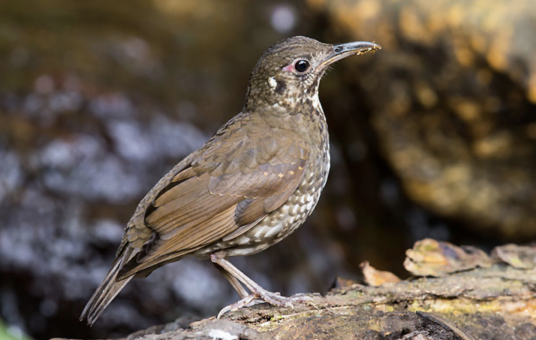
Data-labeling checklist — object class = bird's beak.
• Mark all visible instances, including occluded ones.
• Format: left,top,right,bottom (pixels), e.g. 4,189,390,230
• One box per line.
318,41,381,69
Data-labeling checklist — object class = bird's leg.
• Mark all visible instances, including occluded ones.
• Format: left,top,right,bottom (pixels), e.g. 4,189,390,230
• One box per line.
212,259,267,318
212,262,249,298
211,252,312,318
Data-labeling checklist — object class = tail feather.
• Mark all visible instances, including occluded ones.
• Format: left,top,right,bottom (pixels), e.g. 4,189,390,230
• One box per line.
80,249,135,326
86,276,133,326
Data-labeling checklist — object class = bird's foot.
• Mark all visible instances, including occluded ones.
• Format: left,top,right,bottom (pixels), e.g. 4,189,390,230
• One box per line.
217,291,314,318
217,295,264,318
256,290,314,308
211,254,314,318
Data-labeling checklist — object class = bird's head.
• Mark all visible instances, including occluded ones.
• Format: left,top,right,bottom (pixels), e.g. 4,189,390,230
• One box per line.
245,36,381,112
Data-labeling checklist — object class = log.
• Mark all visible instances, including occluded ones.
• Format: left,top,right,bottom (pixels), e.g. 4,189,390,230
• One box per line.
53,240,536,340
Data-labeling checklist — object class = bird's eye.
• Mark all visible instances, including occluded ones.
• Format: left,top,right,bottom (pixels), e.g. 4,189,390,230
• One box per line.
294,60,310,73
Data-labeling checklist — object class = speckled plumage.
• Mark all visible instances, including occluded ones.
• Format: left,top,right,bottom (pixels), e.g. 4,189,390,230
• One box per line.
80,36,381,325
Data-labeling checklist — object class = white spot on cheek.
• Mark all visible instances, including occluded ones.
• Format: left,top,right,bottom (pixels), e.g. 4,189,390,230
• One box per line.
268,76,277,89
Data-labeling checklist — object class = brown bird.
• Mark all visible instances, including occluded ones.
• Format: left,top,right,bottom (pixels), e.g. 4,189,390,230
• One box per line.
80,36,381,326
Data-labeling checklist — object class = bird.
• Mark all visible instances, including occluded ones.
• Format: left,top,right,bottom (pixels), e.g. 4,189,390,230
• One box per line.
80,36,381,326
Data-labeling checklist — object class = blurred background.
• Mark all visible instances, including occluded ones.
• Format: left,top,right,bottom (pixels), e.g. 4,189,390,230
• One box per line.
0,0,535,339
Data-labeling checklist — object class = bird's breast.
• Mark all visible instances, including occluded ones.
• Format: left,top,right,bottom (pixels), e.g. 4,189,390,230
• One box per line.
196,101,331,257
208,138,330,257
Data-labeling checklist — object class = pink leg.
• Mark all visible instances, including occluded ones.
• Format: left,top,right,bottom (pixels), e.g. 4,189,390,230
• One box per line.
211,252,312,318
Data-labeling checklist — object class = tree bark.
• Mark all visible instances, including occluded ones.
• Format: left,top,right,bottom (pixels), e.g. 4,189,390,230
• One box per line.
54,240,536,340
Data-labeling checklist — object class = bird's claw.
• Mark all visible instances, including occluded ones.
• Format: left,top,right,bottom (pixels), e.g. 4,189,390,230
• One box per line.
217,292,315,318
217,294,262,319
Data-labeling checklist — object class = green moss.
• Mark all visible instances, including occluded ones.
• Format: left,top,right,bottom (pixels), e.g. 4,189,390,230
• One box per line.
383,305,396,312
270,314,284,322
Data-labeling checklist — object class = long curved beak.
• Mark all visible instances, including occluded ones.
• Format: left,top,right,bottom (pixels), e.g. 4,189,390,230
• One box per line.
319,41,381,69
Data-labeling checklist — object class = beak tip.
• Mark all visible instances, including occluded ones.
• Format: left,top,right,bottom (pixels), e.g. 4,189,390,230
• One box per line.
355,43,382,56
367,42,382,52
338,41,382,55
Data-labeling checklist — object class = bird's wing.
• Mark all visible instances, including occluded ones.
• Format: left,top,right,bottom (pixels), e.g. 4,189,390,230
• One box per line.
118,113,309,278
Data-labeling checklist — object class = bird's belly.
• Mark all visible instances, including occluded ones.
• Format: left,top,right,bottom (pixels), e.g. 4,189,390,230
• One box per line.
201,150,330,257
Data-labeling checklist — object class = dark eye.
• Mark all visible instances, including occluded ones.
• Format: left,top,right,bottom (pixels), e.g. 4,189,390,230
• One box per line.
294,60,310,73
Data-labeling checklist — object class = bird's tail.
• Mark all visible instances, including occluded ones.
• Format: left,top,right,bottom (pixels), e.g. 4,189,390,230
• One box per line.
80,249,135,326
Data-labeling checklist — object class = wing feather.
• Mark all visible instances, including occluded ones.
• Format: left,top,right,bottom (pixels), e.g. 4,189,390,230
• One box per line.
121,205,239,276
118,113,311,278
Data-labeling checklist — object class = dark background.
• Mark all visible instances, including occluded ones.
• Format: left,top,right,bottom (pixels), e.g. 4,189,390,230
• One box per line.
1,0,535,339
